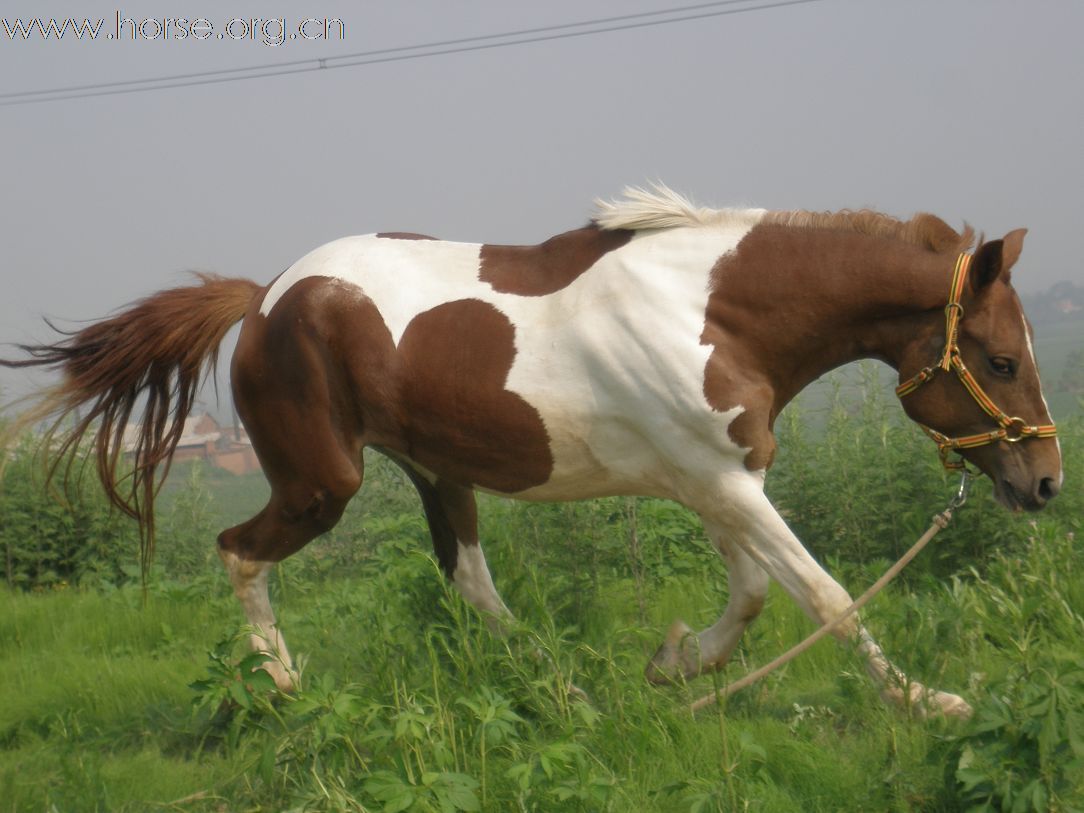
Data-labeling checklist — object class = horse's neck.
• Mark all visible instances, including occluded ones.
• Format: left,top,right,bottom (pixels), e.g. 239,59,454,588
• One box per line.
714,227,953,413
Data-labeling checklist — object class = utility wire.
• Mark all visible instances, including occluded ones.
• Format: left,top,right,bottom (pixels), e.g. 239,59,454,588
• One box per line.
0,0,795,100
1,0,827,108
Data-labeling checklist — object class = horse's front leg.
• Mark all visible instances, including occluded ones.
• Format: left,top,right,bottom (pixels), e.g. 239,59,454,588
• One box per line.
680,474,972,718
645,520,769,684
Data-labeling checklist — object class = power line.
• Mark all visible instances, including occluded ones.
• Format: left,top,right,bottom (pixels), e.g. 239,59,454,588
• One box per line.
0,0,796,100
1,0,828,108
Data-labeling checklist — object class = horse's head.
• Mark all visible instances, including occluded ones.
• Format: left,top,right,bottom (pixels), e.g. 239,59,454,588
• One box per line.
897,230,1062,512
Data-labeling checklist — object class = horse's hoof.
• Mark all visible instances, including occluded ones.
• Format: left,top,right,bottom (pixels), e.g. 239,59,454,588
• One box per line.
880,684,973,720
929,690,973,720
258,660,299,694
568,683,591,703
645,620,695,685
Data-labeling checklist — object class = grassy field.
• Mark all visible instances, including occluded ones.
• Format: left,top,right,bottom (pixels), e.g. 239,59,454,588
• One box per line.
1,358,1082,811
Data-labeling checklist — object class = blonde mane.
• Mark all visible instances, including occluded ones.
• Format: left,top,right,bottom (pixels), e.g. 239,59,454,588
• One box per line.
594,184,974,253
593,184,766,232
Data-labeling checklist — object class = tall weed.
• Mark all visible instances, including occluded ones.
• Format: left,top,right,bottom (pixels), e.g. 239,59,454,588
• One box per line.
0,436,135,590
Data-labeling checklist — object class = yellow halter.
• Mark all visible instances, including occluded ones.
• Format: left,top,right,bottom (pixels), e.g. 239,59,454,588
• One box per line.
895,253,1058,470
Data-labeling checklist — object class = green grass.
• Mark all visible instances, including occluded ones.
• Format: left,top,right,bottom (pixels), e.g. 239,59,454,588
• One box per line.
2,516,1081,810
0,577,946,812
0,587,246,810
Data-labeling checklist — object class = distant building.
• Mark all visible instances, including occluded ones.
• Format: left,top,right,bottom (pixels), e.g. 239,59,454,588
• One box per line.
1053,296,1081,316
122,413,261,475
1047,282,1082,317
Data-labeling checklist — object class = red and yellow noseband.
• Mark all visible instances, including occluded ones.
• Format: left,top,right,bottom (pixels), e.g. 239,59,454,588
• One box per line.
895,253,1058,470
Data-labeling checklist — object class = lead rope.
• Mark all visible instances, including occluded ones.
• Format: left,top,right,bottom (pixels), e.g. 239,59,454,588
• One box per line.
689,472,972,714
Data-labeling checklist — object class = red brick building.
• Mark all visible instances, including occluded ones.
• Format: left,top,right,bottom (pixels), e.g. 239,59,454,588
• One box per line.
123,413,260,475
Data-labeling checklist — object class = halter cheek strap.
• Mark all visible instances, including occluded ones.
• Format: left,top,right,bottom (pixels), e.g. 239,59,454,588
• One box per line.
896,253,1058,470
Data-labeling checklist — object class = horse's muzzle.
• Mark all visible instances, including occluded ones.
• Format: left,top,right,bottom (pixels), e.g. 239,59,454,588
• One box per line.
997,474,1061,513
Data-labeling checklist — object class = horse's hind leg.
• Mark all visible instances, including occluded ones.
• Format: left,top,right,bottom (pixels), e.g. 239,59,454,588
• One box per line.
217,536,297,691
217,434,362,692
394,462,592,699
217,285,368,691
392,461,512,630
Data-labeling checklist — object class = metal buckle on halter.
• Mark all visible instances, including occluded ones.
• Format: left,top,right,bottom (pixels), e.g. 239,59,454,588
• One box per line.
1002,417,1030,442
949,470,973,509
944,302,964,319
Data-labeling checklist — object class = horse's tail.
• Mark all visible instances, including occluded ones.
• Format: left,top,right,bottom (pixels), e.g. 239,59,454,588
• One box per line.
0,274,262,572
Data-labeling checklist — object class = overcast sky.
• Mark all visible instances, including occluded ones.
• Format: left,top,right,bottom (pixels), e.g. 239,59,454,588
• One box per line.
2,0,1081,412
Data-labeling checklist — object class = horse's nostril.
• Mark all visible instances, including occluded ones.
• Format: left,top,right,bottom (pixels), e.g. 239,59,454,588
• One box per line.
1038,477,1060,503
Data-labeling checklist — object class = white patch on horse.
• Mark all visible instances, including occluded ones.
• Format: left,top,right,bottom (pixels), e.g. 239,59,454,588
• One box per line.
219,549,298,691
261,237,484,346
452,542,512,627
258,217,764,502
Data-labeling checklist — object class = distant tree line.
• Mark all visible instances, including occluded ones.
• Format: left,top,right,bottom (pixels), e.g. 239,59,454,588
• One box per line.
1021,280,1084,324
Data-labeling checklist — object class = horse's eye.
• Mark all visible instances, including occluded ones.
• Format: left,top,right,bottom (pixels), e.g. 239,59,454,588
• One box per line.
989,356,1016,377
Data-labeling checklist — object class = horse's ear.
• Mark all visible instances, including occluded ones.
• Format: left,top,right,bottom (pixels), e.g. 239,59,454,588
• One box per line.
970,228,1027,291
1001,228,1027,271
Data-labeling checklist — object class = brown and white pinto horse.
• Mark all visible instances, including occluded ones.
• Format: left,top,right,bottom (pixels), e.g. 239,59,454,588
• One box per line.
2,186,1062,717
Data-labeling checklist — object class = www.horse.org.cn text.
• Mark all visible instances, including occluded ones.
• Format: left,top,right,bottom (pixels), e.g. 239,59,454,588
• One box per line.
1,13,346,47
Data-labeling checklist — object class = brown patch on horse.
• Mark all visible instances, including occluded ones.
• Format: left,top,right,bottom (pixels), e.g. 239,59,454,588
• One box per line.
764,209,974,254
700,219,969,471
376,232,437,240
702,355,778,471
479,226,632,296
397,299,554,490
244,278,553,494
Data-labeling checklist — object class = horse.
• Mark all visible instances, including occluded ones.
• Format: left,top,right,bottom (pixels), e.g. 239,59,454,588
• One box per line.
1,185,1061,718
